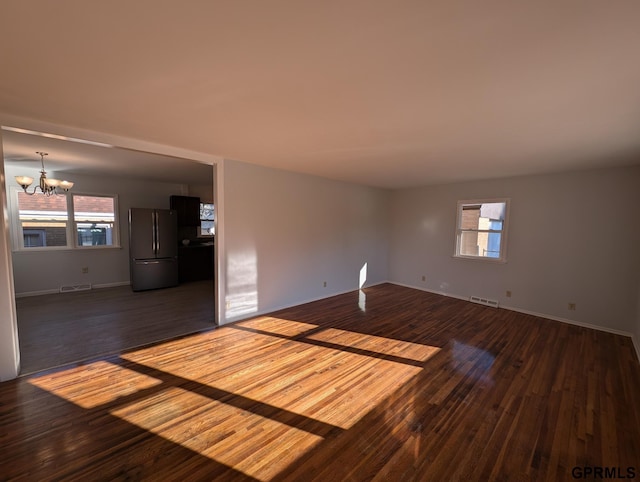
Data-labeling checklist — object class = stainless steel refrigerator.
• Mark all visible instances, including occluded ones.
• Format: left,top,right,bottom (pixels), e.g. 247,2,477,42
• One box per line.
129,208,178,291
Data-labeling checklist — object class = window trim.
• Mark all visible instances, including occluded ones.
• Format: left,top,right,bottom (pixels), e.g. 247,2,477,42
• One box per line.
453,198,510,263
10,187,121,252
71,193,120,249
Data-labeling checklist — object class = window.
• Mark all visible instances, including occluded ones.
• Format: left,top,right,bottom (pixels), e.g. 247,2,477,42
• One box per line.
14,190,119,250
455,199,509,262
17,192,68,247
73,195,117,247
199,202,215,236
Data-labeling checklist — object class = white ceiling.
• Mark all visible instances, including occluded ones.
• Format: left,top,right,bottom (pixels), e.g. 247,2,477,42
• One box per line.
1,1,639,189
1,127,214,185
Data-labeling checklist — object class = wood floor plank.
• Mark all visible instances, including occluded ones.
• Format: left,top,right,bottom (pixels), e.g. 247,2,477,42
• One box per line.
1,283,639,481
16,280,215,374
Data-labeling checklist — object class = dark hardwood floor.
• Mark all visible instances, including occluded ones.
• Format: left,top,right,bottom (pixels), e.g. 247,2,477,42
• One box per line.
1,283,639,481
16,280,215,374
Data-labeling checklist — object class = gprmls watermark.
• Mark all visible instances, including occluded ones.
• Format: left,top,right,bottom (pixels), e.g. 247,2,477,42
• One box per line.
571,466,637,479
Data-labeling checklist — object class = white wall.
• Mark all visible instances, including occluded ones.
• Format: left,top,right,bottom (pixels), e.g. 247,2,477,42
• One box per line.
188,181,214,203
5,166,188,295
0,133,20,381
390,165,640,334
221,159,390,323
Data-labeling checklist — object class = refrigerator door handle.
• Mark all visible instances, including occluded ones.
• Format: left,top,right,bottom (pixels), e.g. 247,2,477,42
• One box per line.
152,210,158,255
155,210,160,255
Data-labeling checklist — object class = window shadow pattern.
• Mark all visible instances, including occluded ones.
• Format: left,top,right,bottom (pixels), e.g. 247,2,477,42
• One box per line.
5,283,635,480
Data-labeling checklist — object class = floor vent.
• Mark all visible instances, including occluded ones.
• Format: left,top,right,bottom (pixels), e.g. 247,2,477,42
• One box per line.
469,296,499,308
59,284,92,293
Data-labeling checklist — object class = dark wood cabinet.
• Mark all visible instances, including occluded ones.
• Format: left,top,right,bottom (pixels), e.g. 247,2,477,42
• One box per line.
170,195,200,227
178,245,214,282
171,195,213,283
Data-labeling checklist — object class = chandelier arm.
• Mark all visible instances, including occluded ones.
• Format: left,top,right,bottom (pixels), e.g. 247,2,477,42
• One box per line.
22,185,36,196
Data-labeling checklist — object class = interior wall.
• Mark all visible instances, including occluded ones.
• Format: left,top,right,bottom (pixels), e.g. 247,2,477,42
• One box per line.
0,132,20,381
188,181,214,203
221,159,390,323
5,167,188,295
389,165,640,334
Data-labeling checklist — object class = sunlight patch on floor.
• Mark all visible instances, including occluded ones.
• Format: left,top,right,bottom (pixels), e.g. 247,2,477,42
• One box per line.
306,328,440,362
238,317,318,337
110,386,323,482
29,317,441,479
29,361,162,409
359,289,367,312
123,326,437,430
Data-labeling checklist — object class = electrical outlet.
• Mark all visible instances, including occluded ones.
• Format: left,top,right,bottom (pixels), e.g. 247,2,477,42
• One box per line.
323,281,327,287
506,290,511,298
568,303,576,311
82,267,89,274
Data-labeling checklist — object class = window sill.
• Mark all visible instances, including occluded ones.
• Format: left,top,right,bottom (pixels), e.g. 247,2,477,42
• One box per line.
452,254,507,264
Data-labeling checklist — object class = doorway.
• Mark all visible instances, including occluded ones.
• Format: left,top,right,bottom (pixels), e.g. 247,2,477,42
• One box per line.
2,126,218,375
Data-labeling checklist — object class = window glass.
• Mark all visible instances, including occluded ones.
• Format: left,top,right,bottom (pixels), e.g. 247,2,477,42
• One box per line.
73,195,116,246
200,202,215,236
17,192,68,248
455,200,508,261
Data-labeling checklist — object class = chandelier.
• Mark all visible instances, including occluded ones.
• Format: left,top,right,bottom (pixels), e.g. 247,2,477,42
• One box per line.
15,151,74,196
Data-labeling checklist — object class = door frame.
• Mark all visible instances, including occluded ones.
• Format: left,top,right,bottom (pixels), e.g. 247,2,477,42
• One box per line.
0,114,225,380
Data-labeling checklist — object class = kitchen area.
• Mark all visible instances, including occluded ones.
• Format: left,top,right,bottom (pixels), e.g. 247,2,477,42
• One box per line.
128,194,214,291
171,194,215,284
17,191,216,374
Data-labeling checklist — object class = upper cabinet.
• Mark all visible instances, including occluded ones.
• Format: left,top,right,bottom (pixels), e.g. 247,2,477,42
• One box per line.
170,195,200,227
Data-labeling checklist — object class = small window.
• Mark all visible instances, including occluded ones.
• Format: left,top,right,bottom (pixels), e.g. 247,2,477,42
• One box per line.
199,202,215,236
455,199,509,262
17,191,69,248
73,195,117,247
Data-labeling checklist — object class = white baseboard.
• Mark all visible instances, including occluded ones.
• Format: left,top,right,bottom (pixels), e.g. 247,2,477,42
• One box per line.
500,304,633,338
391,281,470,303
93,281,131,289
14,288,59,298
389,282,634,339
220,280,388,326
15,281,130,298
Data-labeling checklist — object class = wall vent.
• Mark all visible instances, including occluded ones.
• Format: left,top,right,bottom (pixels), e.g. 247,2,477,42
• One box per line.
59,284,92,293
469,296,499,308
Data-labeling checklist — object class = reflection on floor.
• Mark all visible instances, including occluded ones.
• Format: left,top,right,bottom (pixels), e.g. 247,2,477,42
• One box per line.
3,283,639,480
16,280,215,374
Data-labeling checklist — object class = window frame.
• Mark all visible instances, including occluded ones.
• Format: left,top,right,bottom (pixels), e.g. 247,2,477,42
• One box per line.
71,193,120,249
10,187,121,252
453,198,510,263
198,201,215,237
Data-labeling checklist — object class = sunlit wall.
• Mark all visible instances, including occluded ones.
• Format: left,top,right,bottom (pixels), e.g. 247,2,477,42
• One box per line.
221,159,390,323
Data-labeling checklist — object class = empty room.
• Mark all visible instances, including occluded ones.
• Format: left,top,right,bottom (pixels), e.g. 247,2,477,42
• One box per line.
1,2,639,481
